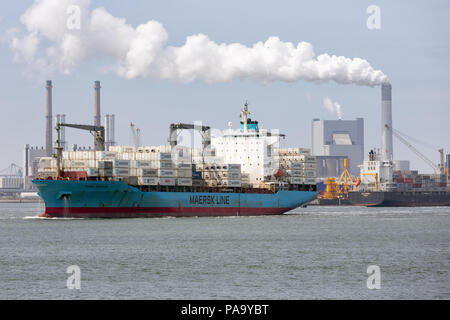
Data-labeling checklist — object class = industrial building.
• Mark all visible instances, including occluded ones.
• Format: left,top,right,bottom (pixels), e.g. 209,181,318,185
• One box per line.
0,164,23,194
23,145,47,190
312,117,364,177
394,160,410,171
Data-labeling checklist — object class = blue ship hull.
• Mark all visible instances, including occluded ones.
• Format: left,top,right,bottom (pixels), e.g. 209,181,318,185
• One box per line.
32,180,317,218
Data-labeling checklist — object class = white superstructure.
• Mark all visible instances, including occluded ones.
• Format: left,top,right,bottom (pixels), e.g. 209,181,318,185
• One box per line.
358,150,395,191
211,103,283,186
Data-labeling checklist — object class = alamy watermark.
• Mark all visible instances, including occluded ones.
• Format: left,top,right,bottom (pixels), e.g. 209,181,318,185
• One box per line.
366,265,381,289
366,5,381,30
67,265,81,289
67,5,81,30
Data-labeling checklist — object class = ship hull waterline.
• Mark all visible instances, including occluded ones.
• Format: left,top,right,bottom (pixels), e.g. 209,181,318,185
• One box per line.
348,191,450,207
33,180,318,218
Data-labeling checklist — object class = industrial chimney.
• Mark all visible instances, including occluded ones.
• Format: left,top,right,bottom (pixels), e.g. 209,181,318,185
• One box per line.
381,82,393,162
45,80,53,156
94,81,101,126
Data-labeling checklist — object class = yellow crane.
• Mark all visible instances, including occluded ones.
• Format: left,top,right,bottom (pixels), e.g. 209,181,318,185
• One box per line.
322,158,354,199
338,158,354,197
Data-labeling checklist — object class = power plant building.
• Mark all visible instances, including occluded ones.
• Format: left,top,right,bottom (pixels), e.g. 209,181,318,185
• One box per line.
312,118,364,176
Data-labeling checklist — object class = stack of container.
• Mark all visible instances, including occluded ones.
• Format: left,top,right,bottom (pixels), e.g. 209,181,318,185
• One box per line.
38,146,195,186
172,146,193,187
201,164,242,187
113,160,130,178
191,164,203,187
241,173,251,188
278,148,316,185
37,157,57,178
393,170,447,192
283,162,317,185
98,160,113,178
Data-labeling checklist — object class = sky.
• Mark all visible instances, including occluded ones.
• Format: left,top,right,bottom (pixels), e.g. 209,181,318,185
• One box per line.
0,0,449,174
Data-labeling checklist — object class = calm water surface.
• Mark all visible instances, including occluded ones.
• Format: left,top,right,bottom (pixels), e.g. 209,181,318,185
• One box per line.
0,202,449,299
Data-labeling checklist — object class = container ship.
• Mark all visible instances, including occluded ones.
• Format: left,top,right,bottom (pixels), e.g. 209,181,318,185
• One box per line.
348,150,450,207
33,104,318,218
33,179,317,218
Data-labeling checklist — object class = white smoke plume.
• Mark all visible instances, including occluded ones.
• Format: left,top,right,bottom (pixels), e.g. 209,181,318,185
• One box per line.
323,97,343,120
7,0,388,86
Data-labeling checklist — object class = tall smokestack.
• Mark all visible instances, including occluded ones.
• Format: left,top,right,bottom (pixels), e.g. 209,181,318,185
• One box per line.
45,80,53,156
94,81,101,126
381,82,393,162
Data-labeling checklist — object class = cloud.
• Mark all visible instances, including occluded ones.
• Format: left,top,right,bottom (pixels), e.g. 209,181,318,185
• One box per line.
7,0,388,86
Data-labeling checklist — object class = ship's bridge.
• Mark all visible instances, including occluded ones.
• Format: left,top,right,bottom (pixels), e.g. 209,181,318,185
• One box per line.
240,119,259,133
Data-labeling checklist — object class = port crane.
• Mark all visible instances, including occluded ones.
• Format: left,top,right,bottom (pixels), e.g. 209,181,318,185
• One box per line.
385,124,444,174
130,122,141,148
0,163,22,177
337,158,354,196
322,158,356,199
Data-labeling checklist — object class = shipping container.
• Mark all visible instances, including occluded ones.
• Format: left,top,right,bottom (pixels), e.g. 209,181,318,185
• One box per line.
114,160,130,168
221,180,242,187
159,177,176,186
177,178,193,186
192,171,202,179
138,177,158,186
98,160,113,169
138,168,158,176
159,153,172,161
159,169,175,177
176,169,192,178
290,177,304,184
114,168,130,176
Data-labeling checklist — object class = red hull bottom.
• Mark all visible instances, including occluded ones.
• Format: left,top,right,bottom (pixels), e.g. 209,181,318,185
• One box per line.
39,206,290,218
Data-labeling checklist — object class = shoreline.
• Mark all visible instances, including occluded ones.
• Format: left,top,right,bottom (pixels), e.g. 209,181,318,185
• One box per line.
0,199,42,203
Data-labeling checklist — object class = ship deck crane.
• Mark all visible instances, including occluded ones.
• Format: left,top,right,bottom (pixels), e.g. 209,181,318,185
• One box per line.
169,123,211,150
54,123,105,177
385,124,443,174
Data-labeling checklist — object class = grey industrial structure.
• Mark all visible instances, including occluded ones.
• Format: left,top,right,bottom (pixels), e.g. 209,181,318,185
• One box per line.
312,118,364,177
23,145,47,190
394,160,410,171
45,80,53,157
381,82,393,162
315,155,348,179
